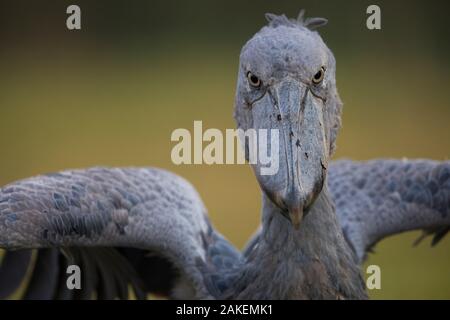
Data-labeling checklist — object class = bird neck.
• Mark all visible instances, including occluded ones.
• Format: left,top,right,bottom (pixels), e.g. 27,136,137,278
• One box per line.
235,184,367,299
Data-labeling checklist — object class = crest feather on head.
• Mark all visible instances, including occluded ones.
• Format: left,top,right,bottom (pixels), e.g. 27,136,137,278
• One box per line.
265,10,328,30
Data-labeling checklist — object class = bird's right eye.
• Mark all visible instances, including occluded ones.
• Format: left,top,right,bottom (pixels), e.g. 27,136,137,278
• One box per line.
247,72,262,88
312,67,326,85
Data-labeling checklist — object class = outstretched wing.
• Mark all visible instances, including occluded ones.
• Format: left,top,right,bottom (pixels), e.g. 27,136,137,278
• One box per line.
0,167,241,299
329,159,450,263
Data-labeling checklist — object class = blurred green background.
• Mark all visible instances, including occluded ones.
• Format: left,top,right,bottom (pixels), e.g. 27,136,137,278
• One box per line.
0,0,449,299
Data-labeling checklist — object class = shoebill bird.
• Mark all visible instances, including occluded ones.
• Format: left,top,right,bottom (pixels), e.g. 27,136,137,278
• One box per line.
0,11,449,300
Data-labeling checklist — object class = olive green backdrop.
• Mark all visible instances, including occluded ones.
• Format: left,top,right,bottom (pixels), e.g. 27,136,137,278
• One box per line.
0,0,449,299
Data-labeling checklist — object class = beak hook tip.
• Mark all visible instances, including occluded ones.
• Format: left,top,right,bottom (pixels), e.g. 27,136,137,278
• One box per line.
289,207,303,230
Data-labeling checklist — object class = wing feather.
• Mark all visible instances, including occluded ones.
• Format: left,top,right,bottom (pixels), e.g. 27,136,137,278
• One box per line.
0,167,240,299
329,159,450,263
54,253,74,300
23,249,59,299
0,250,32,299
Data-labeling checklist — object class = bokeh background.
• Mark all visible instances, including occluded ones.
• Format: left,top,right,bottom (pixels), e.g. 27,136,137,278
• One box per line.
0,0,449,299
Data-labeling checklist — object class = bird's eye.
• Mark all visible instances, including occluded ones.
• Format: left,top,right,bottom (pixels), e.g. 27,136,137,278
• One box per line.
247,72,261,88
312,67,326,84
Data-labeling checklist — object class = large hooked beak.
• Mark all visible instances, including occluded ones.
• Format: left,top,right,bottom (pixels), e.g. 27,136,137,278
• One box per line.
249,79,328,229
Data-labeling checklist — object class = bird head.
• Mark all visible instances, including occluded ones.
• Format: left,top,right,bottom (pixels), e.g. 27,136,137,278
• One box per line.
234,11,342,229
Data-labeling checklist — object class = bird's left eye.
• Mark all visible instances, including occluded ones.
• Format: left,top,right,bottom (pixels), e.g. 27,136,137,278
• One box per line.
312,67,326,84
247,72,262,88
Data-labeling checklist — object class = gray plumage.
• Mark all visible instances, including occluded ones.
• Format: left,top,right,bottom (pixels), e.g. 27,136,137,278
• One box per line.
0,11,449,300
0,168,226,299
330,159,450,263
